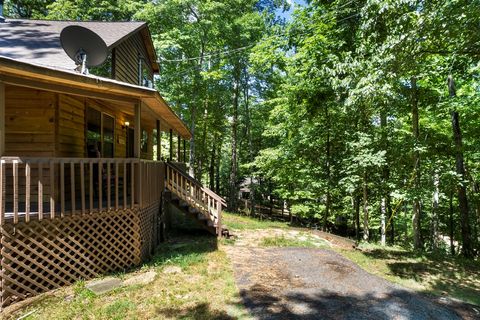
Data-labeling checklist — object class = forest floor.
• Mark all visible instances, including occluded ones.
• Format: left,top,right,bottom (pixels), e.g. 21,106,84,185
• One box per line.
4,213,480,320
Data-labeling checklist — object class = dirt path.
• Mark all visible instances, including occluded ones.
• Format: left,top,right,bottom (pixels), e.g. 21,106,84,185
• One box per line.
225,229,478,320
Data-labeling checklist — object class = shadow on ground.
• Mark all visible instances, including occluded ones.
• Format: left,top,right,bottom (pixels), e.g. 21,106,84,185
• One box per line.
156,302,235,320
240,287,469,320
363,249,480,306
145,227,218,268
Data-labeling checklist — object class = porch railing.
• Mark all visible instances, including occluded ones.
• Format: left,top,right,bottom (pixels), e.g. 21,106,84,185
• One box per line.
0,157,164,225
165,161,226,235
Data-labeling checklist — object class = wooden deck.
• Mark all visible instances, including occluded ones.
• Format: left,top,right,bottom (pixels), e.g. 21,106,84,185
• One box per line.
0,157,164,308
0,156,225,309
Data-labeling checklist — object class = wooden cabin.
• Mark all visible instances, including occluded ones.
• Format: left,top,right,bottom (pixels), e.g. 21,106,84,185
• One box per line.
0,19,225,309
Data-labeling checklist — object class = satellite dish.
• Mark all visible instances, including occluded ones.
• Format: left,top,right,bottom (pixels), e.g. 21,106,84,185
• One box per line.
60,25,108,74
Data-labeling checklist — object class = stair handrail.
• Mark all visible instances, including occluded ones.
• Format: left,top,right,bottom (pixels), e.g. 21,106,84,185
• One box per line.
165,161,226,207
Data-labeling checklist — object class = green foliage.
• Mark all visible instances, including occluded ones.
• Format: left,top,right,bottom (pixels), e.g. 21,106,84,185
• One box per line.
19,0,480,255
248,0,480,256
47,0,141,20
4,0,54,18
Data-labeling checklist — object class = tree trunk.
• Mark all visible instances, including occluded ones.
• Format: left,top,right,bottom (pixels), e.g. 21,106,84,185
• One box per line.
198,105,209,181
431,171,440,251
380,110,389,247
188,41,206,178
215,151,220,194
449,190,455,256
269,194,274,216
249,177,256,216
209,142,215,191
228,62,241,212
243,70,255,217
288,202,293,224
381,198,386,246
411,76,423,250
388,197,394,244
189,108,196,177
323,106,331,231
403,199,408,241
354,194,360,241
451,111,474,258
363,170,369,241
472,182,480,247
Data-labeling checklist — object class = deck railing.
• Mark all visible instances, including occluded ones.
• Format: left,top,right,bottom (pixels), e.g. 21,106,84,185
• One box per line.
0,157,164,225
165,161,226,235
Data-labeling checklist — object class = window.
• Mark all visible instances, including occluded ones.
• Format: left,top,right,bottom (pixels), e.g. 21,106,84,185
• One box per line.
138,56,153,88
86,107,115,158
103,114,114,158
87,108,101,157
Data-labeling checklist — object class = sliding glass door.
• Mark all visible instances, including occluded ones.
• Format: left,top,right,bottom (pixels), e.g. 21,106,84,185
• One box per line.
86,107,115,158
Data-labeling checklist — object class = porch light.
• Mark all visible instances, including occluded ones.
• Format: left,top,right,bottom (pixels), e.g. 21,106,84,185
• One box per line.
124,121,130,127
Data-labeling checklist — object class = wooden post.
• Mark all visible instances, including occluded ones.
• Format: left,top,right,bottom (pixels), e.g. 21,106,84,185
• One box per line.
0,82,4,156
156,120,161,161
169,129,173,161
13,161,18,223
177,135,181,162
80,161,85,214
183,139,187,163
134,103,142,206
217,201,222,238
134,103,141,158
0,160,4,225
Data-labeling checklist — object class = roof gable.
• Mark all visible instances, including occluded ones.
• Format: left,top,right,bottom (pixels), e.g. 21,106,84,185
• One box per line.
0,19,156,71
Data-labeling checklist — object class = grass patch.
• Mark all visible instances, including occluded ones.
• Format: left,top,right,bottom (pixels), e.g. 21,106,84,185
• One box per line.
260,234,329,249
223,212,289,230
336,243,480,306
9,233,250,320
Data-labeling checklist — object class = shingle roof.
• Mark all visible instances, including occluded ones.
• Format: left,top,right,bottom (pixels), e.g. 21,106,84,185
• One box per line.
0,19,146,70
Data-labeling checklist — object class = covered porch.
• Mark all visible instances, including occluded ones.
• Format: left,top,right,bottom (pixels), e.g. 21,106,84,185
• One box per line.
0,56,224,308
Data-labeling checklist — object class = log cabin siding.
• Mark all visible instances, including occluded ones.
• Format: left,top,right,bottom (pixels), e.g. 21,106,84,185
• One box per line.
4,86,55,204
58,94,85,157
114,33,154,86
5,85,56,157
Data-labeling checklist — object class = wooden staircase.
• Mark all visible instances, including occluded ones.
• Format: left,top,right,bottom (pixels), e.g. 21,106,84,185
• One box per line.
165,162,227,236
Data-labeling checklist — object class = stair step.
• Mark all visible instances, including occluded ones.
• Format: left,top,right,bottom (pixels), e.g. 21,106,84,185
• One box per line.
197,213,208,220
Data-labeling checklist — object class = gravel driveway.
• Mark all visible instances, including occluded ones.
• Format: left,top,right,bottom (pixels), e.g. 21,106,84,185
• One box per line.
225,245,479,320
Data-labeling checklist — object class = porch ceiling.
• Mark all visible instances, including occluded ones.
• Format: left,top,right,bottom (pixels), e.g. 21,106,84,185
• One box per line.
0,55,191,139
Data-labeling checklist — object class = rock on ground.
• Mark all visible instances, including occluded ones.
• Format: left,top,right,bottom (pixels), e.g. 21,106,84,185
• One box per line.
123,270,156,286
163,266,182,274
86,277,122,295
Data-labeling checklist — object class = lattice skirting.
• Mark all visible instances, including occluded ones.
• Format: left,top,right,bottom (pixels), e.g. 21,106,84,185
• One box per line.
138,201,160,261
0,204,159,309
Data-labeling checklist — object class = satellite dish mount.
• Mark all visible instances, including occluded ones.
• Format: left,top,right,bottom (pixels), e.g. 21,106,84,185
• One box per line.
75,49,88,74
60,25,108,75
